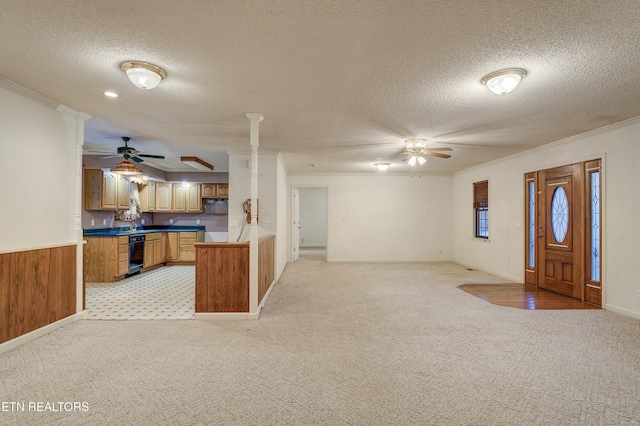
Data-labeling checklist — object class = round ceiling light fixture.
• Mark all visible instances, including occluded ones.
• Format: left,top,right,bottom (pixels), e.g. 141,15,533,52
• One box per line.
481,68,526,95
120,61,166,89
374,163,390,171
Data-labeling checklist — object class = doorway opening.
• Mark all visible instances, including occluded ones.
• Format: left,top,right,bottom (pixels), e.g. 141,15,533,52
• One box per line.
292,187,328,262
524,159,602,305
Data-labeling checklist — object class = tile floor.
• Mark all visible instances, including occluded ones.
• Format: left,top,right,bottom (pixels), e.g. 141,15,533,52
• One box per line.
85,265,195,320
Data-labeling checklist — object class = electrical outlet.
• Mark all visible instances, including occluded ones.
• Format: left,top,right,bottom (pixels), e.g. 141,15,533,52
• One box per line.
170,219,174,224
91,219,95,226
103,219,107,225
262,220,270,227
196,219,200,224
141,219,145,225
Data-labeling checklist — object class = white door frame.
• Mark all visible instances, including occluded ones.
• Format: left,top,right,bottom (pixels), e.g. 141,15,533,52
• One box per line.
290,185,328,262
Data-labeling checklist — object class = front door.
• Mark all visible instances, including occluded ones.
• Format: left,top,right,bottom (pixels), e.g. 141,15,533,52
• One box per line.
537,163,584,299
526,160,602,304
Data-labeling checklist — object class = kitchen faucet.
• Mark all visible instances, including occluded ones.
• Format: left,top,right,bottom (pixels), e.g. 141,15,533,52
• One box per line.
130,222,137,232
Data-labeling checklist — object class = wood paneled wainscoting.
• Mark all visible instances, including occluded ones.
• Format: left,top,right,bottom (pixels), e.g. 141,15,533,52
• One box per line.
0,245,76,345
195,235,275,315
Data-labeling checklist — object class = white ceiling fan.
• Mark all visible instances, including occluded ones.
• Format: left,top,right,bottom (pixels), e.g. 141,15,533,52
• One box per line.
401,138,452,166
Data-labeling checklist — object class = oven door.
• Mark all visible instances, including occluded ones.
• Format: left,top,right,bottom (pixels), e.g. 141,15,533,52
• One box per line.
129,236,145,274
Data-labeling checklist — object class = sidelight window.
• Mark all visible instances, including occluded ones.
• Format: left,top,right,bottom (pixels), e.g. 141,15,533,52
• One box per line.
473,180,489,238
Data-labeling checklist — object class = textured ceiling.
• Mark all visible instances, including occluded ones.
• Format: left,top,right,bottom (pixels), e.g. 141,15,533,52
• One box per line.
1,1,640,174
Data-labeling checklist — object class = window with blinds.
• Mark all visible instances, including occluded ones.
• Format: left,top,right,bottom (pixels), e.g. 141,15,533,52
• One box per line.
473,180,489,238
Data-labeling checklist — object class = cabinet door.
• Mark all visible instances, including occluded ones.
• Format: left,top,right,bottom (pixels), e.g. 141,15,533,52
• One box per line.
202,184,216,198
186,183,202,213
116,175,131,211
154,239,163,264
216,184,228,198
101,172,118,210
148,181,156,211
155,182,172,212
172,183,187,212
140,181,156,212
143,241,154,268
166,232,179,261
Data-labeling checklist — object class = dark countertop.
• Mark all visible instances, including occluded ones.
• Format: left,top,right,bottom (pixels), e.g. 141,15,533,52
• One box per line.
83,225,205,237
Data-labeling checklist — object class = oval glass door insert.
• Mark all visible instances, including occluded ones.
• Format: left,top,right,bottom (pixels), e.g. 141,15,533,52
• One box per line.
551,187,569,242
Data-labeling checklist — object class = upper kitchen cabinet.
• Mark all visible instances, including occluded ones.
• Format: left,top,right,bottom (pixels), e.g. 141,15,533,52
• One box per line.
202,183,228,199
202,183,216,198
216,184,228,199
155,182,172,212
172,183,202,213
84,169,130,211
139,181,156,212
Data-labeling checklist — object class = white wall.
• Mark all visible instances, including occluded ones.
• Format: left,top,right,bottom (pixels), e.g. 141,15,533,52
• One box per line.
0,82,83,253
451,117,640,318
289,174,452,262
299,187,327,247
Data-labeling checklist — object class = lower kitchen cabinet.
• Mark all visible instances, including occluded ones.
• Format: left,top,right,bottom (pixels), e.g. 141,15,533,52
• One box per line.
166,232,179,261
84,236,129,282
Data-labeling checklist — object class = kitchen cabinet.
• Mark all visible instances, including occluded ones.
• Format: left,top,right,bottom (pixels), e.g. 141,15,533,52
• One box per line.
202,183,228,199
84,169,130,211
178,232,197,262
172,183,202,213
84,236,129,282
143,233,164,268
139,181,156,212
154,238,164,265
216,184,228,198
143,240,154,268
202,183,217,198
166,232,179,261
155,182,172,212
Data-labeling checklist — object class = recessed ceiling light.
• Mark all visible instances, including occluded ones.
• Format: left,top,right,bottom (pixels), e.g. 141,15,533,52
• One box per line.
103,91,119,98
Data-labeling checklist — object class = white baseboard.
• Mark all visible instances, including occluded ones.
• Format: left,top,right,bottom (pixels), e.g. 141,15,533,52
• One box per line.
605,304,640,319
0,310,87,355
259,279,277,309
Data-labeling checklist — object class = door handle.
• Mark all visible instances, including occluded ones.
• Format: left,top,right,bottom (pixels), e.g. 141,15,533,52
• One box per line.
537,234,543,237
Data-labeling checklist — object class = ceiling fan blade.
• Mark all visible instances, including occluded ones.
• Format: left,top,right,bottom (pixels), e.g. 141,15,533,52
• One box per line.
426,151,451,159
97,155,120,160
130,156,144,163
138,154,166,159
427,147,453,152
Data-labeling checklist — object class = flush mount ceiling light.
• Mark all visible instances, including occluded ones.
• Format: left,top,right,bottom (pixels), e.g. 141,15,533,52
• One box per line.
375,163,390,171
120,61,166,89
111,160,143,175
102,90,119,98
481,68,527,95
181,156,214,171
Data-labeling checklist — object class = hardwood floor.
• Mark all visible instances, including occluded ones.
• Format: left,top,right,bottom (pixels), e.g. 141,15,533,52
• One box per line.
458,283,601,310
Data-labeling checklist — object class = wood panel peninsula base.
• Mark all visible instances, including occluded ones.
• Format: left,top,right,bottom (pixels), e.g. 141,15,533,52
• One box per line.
195,235,275,320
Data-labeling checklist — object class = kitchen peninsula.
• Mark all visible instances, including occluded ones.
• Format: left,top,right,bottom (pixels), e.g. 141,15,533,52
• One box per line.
83,225,204,282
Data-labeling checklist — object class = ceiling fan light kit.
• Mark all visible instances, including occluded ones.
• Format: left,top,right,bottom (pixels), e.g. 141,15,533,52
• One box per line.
120,61,166,89
111,160,143,175
481,68,526,95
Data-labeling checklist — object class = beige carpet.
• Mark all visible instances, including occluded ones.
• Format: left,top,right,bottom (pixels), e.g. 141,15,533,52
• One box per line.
1,259,639,425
